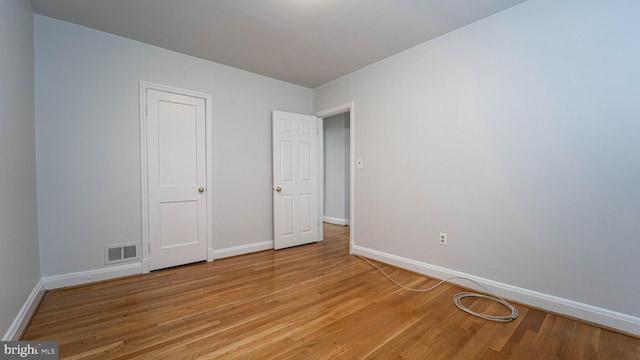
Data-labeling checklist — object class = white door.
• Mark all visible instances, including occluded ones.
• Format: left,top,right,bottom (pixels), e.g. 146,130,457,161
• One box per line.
147,88,208,270
273,111,319,250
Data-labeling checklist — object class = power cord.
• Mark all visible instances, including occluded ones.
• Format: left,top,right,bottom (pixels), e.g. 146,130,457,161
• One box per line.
356,255,519,322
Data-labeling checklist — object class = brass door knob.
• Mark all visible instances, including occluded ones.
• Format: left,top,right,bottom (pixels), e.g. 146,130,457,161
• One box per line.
198,187,205,193
275,187,281,192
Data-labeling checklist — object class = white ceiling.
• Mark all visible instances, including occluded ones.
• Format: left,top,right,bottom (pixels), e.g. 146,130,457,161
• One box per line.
30,0,527,88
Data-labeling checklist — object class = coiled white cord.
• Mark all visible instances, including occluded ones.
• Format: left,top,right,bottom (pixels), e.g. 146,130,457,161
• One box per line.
357,255,519,322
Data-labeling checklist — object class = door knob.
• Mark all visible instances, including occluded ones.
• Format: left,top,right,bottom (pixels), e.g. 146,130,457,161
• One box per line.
275,187,281,192
198,187,205,193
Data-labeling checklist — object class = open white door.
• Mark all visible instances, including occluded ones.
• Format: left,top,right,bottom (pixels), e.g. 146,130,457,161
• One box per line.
273,111,319,250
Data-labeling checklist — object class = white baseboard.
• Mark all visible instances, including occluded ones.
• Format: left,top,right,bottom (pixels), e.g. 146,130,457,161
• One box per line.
323,216,350,226
43,262,142,290
213,241,273,259
353,245,640,336
2,278,45,341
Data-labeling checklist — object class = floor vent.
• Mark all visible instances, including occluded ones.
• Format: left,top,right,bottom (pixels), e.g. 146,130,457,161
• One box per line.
105,243,140,265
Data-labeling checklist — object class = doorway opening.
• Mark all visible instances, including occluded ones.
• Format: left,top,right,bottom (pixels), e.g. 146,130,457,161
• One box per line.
316,103,354,253
322,112,350,226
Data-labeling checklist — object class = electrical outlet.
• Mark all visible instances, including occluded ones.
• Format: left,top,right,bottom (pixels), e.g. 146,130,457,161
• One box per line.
439,232,447,245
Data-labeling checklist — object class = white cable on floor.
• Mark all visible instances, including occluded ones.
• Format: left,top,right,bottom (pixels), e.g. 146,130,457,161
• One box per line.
356,255,519,322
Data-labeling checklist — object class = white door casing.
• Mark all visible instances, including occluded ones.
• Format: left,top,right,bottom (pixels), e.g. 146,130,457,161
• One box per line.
140,82,213,272
273,111,319,250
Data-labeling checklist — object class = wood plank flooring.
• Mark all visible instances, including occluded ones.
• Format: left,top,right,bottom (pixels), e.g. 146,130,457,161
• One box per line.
23,224,639,359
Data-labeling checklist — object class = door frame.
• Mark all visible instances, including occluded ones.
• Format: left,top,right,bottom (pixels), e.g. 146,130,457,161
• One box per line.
139,81,214,274
315,102,355,254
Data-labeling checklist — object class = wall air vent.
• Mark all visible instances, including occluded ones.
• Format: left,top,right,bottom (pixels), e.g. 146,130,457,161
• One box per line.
104,243,140,265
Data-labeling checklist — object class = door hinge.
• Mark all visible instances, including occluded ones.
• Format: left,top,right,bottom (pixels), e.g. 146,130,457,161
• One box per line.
145,102,148,116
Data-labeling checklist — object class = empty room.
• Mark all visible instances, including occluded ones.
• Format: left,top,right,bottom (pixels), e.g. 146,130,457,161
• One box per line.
1,0,639,358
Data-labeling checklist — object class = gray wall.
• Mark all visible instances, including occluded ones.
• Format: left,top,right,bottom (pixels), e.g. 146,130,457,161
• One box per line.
0,0,41,338
314,0,640,318
35,15,313,277
323,113,350,223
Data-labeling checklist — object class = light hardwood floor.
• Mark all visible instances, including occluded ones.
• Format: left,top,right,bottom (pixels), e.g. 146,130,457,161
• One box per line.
23,224,639,359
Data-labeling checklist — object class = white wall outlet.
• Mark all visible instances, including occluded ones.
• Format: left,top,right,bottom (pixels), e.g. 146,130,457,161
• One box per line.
439,232,447,245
